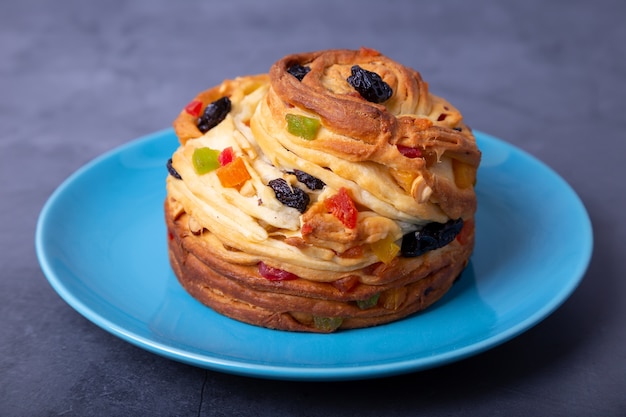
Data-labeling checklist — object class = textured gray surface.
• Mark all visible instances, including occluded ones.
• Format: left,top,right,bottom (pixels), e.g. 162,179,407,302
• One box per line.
1,0,625,415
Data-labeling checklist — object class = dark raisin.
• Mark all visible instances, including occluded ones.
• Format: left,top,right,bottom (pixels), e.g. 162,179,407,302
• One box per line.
453,127,463,132
197,96,231,133
346,65,393,103
287,64,311,81
268,178,310,213
400,218,464,257
166,158,182,180
290,169,325,190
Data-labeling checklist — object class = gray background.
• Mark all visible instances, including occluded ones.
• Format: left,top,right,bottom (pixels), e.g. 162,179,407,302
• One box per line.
2,0,625,415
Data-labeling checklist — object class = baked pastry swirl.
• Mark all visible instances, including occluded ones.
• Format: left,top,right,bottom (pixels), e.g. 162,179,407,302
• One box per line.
166,48,481,332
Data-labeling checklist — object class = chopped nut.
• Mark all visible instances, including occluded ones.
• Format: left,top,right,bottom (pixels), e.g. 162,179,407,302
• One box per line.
188,216,203,235
290,311,314,326
169,197,185,220
238,180,256,197
411,175,433,203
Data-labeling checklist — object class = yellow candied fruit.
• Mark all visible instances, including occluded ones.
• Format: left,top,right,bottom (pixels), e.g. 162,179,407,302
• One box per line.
380,287,408,310
390,168,416,193
452,159,476,189
370,235,400,264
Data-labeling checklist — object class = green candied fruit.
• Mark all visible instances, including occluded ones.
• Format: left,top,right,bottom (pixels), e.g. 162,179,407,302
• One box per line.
356,293,380,310
286,114,320,140
192,147,220,174
313,316,343,332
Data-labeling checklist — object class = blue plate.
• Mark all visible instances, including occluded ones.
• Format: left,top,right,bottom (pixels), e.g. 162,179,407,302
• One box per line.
35,129,592,381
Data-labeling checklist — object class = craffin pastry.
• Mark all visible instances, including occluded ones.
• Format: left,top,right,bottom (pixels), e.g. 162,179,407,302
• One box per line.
166,48,481,332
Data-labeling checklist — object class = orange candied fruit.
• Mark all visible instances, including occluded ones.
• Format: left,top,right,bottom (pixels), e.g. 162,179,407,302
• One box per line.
216,157,251,188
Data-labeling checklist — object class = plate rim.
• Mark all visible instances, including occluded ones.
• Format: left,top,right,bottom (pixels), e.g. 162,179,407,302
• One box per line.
35,128,593,381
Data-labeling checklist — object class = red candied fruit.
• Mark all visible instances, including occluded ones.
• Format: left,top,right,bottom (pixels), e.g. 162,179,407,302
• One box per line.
396,145,422,158
184,100,203,117
218,146,235,166
455,218,475,245
258,261,299,281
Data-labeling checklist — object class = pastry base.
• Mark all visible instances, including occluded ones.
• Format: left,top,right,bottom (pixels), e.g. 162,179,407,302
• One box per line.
165,197,473,333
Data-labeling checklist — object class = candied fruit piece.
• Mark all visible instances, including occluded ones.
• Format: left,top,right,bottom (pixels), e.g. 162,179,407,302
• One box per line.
370,235,400,264
258,261,299,281
332,275,360,293
390,169,415,192
396,145,422,159
452,159,476,189
356,293,380,310
216,157,251,188
218,146,235,166
338,245,364,259
380,287,408,310
455,218,474,246
184,100,203,117
192,147,220,174
324,187,358,229
286,114,320,140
